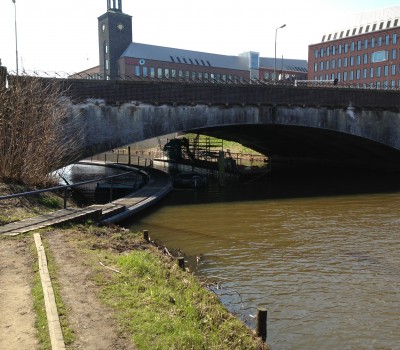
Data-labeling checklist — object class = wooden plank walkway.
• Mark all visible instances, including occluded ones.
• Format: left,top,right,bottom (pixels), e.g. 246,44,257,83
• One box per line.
0,167,171,236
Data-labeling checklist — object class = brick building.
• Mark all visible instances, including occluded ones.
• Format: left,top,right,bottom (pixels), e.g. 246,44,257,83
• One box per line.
308,6,400,88
74,0,307,82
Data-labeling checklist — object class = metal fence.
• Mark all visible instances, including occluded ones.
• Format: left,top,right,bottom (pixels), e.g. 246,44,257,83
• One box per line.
0,169,146,209
7,69,400,91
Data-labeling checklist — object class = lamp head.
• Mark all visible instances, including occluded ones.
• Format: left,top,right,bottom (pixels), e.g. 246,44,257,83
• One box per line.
281,24,286,28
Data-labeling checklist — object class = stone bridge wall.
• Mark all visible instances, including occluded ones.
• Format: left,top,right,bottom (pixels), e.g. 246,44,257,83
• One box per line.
46,78,400,110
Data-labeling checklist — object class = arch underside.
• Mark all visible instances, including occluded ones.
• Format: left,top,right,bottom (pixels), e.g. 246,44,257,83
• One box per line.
185,124,400,172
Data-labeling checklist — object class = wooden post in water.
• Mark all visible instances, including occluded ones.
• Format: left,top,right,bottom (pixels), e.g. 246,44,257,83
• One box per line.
128,146,131,165
177,257,185,270
143,230,149,242
256,307,267,341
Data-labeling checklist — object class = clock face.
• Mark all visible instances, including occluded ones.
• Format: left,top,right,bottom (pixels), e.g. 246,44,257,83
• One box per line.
117,23,124,31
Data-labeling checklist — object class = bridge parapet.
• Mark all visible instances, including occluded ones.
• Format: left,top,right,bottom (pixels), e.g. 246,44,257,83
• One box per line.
7,75,400,111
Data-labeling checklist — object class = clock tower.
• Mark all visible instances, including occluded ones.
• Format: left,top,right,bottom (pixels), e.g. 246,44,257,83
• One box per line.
98,0,132,79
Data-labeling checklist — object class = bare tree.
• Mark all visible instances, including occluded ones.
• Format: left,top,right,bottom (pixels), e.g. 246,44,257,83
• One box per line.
0,77,82,186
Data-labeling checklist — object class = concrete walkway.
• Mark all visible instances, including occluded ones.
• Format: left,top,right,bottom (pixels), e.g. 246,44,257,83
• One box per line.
0,166,172,236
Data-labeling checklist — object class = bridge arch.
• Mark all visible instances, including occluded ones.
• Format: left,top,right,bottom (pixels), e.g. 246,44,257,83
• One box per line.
70,100,400,171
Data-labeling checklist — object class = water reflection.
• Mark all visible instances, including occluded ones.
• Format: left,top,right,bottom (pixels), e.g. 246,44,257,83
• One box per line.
126,172,400,350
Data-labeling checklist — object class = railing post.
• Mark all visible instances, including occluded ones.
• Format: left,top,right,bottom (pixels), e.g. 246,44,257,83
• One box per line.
63,187,68,209
109,178,113,202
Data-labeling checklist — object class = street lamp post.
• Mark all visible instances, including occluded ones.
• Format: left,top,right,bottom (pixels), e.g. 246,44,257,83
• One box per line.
274,24,286,81
12,0,18,75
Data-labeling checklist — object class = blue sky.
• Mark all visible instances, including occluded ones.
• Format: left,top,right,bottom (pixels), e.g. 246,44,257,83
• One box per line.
1,0,399,73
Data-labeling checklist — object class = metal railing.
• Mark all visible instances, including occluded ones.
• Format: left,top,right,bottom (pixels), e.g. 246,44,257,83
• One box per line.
9,69,400,90
0,169,145,209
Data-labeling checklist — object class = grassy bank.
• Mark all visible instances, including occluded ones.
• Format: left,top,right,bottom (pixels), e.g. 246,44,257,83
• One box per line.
49,224,270,350
1,183,270,349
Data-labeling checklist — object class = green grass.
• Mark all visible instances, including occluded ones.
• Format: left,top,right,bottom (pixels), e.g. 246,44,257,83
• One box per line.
96,247,267,350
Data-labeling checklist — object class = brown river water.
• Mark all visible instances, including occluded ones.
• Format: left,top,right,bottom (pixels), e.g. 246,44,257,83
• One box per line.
124,170,400,350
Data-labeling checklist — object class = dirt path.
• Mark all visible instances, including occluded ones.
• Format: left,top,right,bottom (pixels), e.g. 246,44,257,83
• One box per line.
45,230,136,350
0,238,38,350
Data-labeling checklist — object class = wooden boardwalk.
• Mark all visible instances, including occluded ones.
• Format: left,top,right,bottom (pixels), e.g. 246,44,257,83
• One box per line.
0,167,172,236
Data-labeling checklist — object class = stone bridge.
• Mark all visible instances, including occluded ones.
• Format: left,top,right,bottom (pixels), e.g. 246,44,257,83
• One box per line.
54,78,400,171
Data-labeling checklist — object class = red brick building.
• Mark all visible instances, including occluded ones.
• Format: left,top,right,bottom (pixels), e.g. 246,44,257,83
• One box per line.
308,6,400,88
74,0,307,82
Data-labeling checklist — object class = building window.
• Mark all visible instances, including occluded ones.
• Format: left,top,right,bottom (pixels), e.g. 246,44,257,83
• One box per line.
393,34,397,45
344,43,348,53
363,54,368,64
356,55,361,65
320,48,324,57
185,71,190,79
385,35,390,45
178,70,183,78
376,66,381,77
391,64,396,75
379,22,384,30
143,66,148,77
338,44,342,54
370,67,374,78
332,46,336,55
338,58,342,68
164,68,169,78
350,56,354,66
349,70,354,80
314,63,318,72
372,23,377,31
384,65,388,77
343,71,347,81
359,27,363,34
357,40,362,51
337,72,341,81
392,49,397,60
150,67,155,77
172,69,176,78
387,21,391,28
191,71,196,80
135,65,140,77
326,60,330,70
198,72,203,80
332,59,336,69
314,49,319,58
320,61,324,71
378,36,382,46
365,25,370,32
356,69,360,80
364,39,368,49
351,42,355,52
157,68,162,78
371,38,375,48
344,57,348,67
326,47,330,57
363,68,367,79
372,50,388,63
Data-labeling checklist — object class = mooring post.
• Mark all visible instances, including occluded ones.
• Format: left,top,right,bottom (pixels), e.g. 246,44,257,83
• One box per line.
256,307,267,341
128,146,131,165
177,257,185,270
143,230,149,242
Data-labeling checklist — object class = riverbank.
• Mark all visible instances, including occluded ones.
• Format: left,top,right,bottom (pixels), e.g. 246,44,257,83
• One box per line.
0,185,270,350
